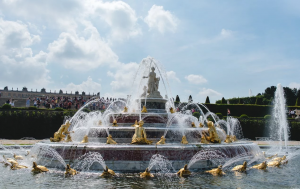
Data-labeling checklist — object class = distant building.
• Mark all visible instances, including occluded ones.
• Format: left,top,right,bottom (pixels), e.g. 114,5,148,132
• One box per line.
0,86,100,99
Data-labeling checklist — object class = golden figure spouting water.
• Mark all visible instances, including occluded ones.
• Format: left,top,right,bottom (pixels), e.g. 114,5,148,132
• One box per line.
11,163,28,170
123,106,128,113
156,136,166,145
232,161,247,172
267,160,282,167
251,161,267,170
140,168,154,178
200,133,209,144
169,107,175,114
266,154,278,160
65,164,78,176
106,134,117,144
206,165,225,176
199,122,204,128
132,120,138,127
273,155,286,161
177,164,191,177
225,135,232,143
141,106,148,113
14,154,24,160
191,122,196,128
112,119,118,127
98,120,102,126
181,135,188,144
100,166,115,177
32,162,49,173
4,155,18,165
131,120,152,144
50,121,71,142
81,135,89,143
230,135,237,142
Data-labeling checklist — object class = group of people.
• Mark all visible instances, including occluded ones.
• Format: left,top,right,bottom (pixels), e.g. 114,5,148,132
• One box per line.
289,109,298,118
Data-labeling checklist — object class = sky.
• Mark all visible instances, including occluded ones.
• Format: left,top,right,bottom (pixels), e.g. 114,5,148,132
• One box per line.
0,0,299,103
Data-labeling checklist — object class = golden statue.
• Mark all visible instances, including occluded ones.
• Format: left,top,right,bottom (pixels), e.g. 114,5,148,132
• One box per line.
65,164,78,176
169,107,175,114
251,161,267,170
11,163,28,170
65,134,72,142
98,120,102,126
132,120,138,127
205,121,221,143
273,155,286,161
112,119,118,127
267,160,281,167
4,155,18,165
156,136,166,145
107,134,117,144
206,165,225,176
50,121,71,142
100,166,115,177
199,123,204,128
224,135,232,143
32,162,49,173
266,154,278,160
81,135,89,143
177,164,191,177
200,134,209,144
141,106,148,113
123,106,128,113
191,122,196,128
231,161,247,172
140,168,154,178
131,120,152,144
230,135,237,142
181,135,188,144
14,154,24,160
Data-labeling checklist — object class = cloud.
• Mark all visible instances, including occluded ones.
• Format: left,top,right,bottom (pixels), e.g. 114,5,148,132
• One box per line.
198,88,222,97
166,71,180,83
107,62,139,95
47,27,118,71
185,74,207,84
86,0,141,40
144,5,178,33
64,77,101,94
289,82,300,89
0,18,49,88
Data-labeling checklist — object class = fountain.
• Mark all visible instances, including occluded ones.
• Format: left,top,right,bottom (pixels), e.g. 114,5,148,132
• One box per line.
28,57,260,172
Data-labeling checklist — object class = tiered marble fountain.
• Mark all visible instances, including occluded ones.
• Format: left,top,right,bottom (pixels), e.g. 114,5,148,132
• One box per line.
36,57,260,172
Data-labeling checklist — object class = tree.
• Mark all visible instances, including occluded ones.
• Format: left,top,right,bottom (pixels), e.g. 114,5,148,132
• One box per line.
255,97,262,105
296,98,300,106
188,95,193,103
175,95,180,102
238,98,243,104
221,97,226,104
205,96,210,104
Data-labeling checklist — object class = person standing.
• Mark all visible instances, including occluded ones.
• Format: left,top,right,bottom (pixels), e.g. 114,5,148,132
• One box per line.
227,109,231,117
26,98,30,107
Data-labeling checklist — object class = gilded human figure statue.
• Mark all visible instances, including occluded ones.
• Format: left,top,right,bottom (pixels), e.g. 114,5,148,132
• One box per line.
205,121,221,143
50,121,71,142
131,120,152,144
143,67,162,98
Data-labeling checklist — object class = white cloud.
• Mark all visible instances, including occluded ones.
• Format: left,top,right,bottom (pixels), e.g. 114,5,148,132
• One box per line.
107,62,139,94
199,88,222,97
86,0,141,40
144,5,178,34
0,18,49,88
185,74,207,84
64,77,101,94
289,82,300,89
166,71,180,83
47,27,118,71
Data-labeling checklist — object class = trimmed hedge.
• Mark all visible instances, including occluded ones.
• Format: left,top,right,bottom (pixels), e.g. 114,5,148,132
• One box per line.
240,114,249,118
1,104,11,109
192,112,200,119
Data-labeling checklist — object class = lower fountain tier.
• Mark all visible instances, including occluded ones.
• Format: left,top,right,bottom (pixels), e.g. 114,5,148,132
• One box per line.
35,141,260,172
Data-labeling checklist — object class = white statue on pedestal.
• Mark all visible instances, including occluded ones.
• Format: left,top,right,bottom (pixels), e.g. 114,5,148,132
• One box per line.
143,67,162,98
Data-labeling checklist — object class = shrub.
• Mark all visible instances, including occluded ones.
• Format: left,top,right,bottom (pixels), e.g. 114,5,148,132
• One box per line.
205,96,210,104
221,97,226,104
28,106,37,110
1,104,11,109
264,115,271,119
216,113,223,119
55,107,64,111
193,112,200,119
296,98,299,106
240,114,249,118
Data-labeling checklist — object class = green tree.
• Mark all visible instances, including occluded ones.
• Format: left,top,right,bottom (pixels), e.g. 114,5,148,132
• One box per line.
255,97,263,105
175,95,180,102
296,98,300,106
205,96,210,104
221,97,226,104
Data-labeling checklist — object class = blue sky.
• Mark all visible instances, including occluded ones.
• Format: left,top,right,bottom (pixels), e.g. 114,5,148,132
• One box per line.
0,0,299,103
